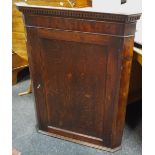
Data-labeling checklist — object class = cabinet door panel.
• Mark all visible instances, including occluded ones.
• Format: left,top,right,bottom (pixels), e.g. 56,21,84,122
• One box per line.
37,29,110,139
40,38,108,138
28,28,121,146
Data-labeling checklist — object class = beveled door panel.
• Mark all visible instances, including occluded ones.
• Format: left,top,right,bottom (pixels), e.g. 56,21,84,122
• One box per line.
37,29,111,139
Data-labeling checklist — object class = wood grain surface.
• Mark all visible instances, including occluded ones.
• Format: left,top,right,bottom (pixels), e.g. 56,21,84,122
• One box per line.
17,3,141,151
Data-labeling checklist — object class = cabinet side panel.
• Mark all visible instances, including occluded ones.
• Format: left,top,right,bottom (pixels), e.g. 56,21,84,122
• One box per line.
102,38,123,147
112,37,135,147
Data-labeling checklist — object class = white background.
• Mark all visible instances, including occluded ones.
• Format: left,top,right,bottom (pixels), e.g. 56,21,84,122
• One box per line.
0,0,12,154
0,0,154,154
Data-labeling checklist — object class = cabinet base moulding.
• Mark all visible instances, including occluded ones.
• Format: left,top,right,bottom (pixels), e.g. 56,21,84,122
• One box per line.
38,130,121,152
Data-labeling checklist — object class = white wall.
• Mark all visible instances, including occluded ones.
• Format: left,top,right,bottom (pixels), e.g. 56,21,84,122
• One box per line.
92,0,141,13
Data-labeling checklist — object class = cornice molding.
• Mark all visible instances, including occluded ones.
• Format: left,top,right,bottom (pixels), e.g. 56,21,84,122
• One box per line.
16,5,141,23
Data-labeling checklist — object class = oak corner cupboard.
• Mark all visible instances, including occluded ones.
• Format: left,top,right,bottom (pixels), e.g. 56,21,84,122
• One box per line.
16,2,141,152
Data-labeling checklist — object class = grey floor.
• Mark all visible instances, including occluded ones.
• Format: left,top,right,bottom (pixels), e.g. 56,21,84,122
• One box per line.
13,80,142,155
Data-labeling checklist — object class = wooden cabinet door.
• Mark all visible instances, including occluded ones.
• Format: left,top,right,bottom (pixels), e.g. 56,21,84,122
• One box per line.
26,27,122,148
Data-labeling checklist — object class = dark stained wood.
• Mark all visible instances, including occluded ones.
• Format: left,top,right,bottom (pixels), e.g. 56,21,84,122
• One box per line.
111,37,135,147
128,43,142,104
16,3,141,151
24,15,137,36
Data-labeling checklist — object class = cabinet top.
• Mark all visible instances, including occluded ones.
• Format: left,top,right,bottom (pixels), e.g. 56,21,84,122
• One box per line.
16,2,141,23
